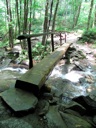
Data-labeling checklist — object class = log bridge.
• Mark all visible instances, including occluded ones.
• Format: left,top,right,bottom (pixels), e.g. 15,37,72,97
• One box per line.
17,31,67,69
1,33,72,113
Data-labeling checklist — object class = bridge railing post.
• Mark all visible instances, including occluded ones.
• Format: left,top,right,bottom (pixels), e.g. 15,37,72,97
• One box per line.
51,33,54,52
27,37,33,69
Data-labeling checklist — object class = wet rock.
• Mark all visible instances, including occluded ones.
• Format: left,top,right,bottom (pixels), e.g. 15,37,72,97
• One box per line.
0,98,11,121
38,100,49,116
73,96,96,116
64,109,82,118
60,111,92,128
42,93,53,100
85,75,94,83
46,106,67,128
49,97,58,105
93,115,96,124
1,88,38,112
89,90,96,102
59,100,86,116
45,78,66,97
0,70,22,92
0,118,33,128
0,59,11,70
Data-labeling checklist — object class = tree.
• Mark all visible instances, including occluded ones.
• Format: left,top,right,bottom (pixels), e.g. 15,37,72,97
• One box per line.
87,0,94,30
29,0,33,34
72,0,82,28
51,0,59,31
6,0,14,48
48,0,53,30
16,0,20,35
94,4,96,27
42,0,49,45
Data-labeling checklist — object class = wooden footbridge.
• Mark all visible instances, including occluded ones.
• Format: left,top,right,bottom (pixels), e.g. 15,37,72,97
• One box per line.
1,32,72,112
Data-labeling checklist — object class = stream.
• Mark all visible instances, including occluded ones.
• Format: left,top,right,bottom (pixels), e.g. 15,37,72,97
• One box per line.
0,34,96,127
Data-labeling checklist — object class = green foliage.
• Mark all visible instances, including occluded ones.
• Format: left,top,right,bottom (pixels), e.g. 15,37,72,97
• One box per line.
17,49,28,62
0,41,8,48
32,42,51,60
79,28,96,43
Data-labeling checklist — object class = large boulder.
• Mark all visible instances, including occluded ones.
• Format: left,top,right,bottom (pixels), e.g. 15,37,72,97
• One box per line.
60,111,92,128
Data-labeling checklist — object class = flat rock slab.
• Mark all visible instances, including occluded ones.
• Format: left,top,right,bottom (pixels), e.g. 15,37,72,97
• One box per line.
1,88,38,112
15,43,72,95
0,118,33,128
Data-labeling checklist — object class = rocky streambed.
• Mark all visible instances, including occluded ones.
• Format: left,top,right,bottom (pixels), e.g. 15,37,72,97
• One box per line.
0,43,96,127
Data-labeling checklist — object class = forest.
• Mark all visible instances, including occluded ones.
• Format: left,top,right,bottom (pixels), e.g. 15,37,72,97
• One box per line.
1,0,96,128
0,0,95,48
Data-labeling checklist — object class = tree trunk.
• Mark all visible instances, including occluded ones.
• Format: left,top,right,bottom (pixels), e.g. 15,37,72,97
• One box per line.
87,0,94,30
51,0,59,51
48,0,53,30
23,0,29,48
6,0,14,48
29,0,32,34
33,0,36,19
72,0,82,28
51,0,59,31
16,0,20,35
94,4,96,27
42,0,49,45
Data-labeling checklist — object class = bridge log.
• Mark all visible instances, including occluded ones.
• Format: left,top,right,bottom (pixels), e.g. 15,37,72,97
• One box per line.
15,43,72,96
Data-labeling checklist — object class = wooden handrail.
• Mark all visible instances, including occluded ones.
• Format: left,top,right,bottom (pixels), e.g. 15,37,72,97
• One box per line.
17,31,67,69
17,32,58,40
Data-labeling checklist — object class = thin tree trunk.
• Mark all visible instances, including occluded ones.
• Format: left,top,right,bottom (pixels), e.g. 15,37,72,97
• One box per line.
29,0,32,34
51,0,59,31
51,0,59,51
33,0,36,19
94,4,96,27
6,0,14,48
48,0,53,30
16,0,20,35
23,0,29,48
72,0,82,28
42,0,49,45
87,0,94,30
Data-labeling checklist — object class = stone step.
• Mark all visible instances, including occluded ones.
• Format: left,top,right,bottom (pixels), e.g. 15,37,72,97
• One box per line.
1,88,38,112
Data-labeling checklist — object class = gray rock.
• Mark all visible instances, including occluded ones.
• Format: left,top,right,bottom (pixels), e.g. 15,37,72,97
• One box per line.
0,98,11,121
0,118,33,128
46,106,67,128
60,111,92,128
1,88,38,112
59,101,86,116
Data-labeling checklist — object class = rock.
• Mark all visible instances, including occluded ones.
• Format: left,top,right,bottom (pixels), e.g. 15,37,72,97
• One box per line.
85,75,94,83
60,111,92,128
0,70,22,92
0,59,11,70
0,98,11,121
89,90,96,102
73,96,96,116
38,100,49,116
59,101,86,116
0,118,33,128
46,106,67,128
1,88,38,112
93,115,96,124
